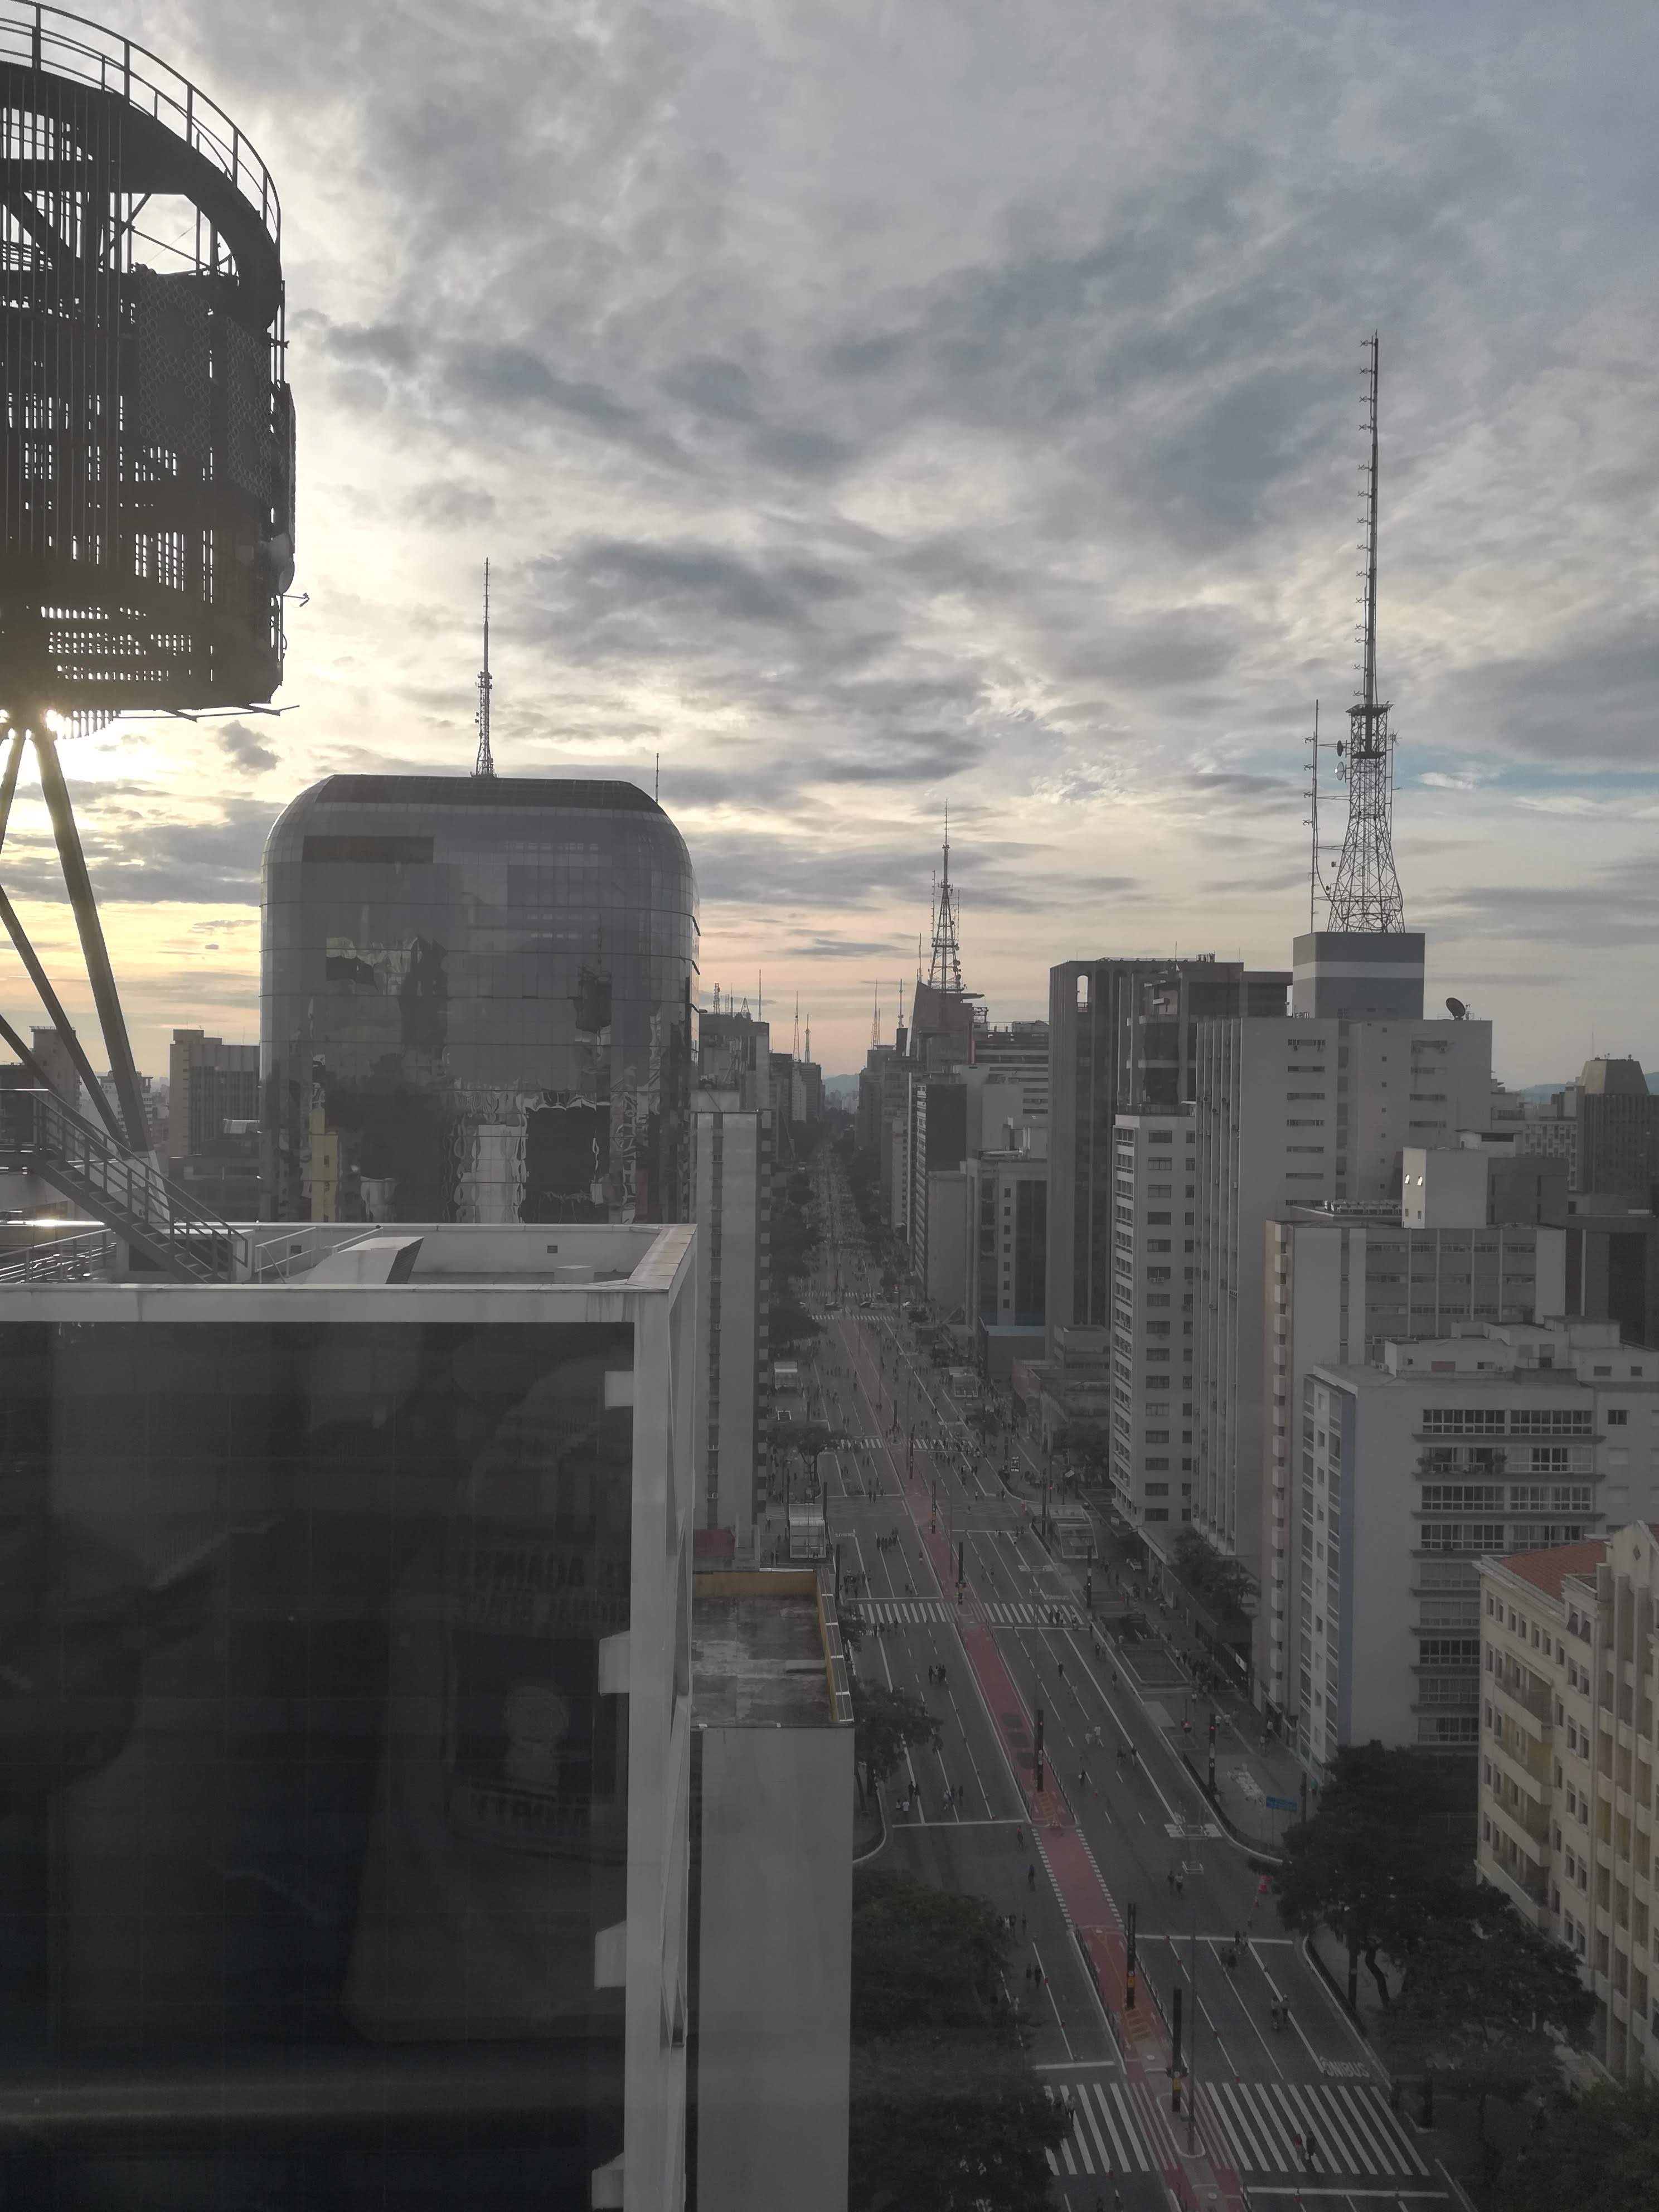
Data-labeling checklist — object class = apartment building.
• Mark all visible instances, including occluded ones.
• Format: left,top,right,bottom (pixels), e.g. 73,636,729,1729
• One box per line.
1106,1109,1197,1537
1194,1012,1492,1595
1263,1205,1565,1734
1045,955,1288,1354
1477,1522,1659,2085
1303,1318,1659,1774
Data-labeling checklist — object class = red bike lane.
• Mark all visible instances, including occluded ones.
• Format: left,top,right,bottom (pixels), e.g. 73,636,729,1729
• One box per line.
846,1320,1244,2212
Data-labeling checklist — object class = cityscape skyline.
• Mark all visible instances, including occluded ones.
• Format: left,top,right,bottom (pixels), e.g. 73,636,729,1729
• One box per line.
0,1,1656,1082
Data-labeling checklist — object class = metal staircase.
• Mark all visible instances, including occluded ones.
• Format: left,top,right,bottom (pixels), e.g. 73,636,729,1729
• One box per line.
0,1085,249,1283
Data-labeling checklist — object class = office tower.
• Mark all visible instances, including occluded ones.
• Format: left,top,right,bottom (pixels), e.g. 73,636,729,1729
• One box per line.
1192,1010,1492,1598
167,1029,260,1159
1105,1108,1197,1534
1266,1183,1565,1742
1046,957,1289,1354
1304,1317,1655,1770
1477,1522,1659,2084
691,1564,853,2209
972,1018,1050,1120
261,776,696,1226
0,1219,695,2209
1577,1056,1659,1207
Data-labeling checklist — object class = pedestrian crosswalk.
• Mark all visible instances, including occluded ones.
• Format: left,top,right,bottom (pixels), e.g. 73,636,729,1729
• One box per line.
1042,2078,1152,2180
984,1599,1084,1629
862,1597,950,1623
858,1595,1085,1629
1199,2077,1430,2182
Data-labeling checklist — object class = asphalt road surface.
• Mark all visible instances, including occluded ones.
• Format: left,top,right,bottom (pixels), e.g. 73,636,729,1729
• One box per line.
799,1154,1453,2212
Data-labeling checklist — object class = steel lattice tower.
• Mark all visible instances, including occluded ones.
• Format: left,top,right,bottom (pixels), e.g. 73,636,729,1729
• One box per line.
925,806,963,994
1325,333,1405,933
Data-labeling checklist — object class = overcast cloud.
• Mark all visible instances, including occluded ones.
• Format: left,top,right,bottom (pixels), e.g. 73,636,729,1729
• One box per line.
6,0,1658,1079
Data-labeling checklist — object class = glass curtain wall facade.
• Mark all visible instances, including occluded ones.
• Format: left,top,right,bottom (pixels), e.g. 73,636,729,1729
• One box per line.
261,777,698,1225
0,1311,648,2206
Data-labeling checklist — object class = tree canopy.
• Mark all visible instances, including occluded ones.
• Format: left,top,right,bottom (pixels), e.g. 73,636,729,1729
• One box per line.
1497,2081,1659,2212
849,1871,1066,2212
851,1680,940,1799
1276,1743,1474,2000
1377,1891,1594,2172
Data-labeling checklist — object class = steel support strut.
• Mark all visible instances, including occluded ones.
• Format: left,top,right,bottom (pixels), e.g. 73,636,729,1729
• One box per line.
32,731,148,1152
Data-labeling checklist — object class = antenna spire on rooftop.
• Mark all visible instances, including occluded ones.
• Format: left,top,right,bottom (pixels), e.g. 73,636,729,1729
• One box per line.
473,560,495,778
1324,333,1405,932
925,802,963,993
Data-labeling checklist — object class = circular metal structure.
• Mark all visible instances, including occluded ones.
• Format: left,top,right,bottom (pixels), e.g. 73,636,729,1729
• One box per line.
0,2,293,734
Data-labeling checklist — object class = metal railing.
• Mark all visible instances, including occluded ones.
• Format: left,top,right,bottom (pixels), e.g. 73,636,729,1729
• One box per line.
0,1084,249,1279
0,1,281,250
0,1222,115,1281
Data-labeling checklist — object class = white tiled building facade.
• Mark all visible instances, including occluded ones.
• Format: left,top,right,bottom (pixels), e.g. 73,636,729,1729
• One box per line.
1107,1110,1196,1535
1478,1521,1659,2085
1301,1320,1659,1773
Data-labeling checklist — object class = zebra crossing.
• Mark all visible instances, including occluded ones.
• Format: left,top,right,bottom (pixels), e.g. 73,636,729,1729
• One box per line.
1042,2077,1153,2181
984,1598,1084,1629
1199,2077,1430,2182
861,1597,950,1624
857,1595,1084,1630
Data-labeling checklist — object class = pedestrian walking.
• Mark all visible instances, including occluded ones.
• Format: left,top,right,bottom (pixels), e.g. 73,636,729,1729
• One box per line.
1020,1913,1027,1937
1306,2129,1319,2172
1027,1864,1036,1892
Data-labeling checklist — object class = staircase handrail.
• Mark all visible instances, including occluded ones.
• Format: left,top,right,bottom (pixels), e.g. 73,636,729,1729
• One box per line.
0,1085,250,1277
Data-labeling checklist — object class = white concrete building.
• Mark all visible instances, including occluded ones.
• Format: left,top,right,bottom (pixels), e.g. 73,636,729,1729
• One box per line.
692,1565,854,2210
1303,1318,1659,1775
0,1222,697,2210
1107,1108,1197,1537
1264,1207,1565,1739
692,1091,772,1547
1478,1523,1659,2084
1194,1011,1493,1595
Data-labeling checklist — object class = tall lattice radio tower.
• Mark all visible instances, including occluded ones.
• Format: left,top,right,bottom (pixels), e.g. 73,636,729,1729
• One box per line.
1324,334,1405,933
926,805,964,993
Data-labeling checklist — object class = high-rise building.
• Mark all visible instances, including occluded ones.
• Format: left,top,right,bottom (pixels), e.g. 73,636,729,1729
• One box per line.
0,1219,696,2208
1106,1108,1198,1535
692,1095,772,1546
1578,1056,1659,1207
1267,1196,1566,1743
1046,957,1288,1355
1304,1317,1657,1770
1192,1011,1493,1592
261,776,696,1225
167,1029,259,1160
1477,1521,1659,2084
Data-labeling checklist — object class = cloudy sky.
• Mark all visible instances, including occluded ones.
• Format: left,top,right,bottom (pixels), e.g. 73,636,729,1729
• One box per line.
6,0,1659,1082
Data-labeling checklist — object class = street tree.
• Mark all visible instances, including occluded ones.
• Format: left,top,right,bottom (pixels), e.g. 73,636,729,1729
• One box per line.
1498,2080,1659,2212
1376,1889,1595,2182
1276,1742,1474,2005
850,1680,940,1807
849,1872,1065,2212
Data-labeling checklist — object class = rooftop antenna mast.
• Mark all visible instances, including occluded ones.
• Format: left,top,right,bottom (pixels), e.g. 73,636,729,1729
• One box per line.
473,560,495,778
792,993,801,1060
1303,700,1321,932
1325,333,1404,932
871,986,881,1049
926,804,963,993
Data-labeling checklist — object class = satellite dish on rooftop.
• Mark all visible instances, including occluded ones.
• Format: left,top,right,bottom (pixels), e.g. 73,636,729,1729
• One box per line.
1445,996,1468,1021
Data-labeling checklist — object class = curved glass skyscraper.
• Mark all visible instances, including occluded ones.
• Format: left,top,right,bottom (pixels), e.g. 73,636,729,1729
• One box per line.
261,777,697,1224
